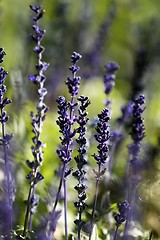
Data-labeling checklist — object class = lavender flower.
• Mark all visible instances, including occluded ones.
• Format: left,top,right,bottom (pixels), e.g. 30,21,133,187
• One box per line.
123,95,145,238
92,108,111,167
131,94,145,144
47,52,82,240
23,5,48,238
104,61,120,95
113,201,130,240
73,95,90,239
114,200,130,228
0,48,13,236
65,51,82,97
129,94,145,167
89,108,111,240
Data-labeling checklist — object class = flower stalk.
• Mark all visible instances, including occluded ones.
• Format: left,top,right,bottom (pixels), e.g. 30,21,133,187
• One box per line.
0,48,13,235
23,4,49,238
47,52,82,239
123,94,145,238
73,95,90,240
89,108,111,240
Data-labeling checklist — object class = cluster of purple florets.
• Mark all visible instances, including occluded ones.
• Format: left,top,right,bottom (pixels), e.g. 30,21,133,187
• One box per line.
73,96,90,228
66,51,82,97
104,61,120,95
114,200,130,227
0,48,11,125
131,94,145,144
93,108,111,166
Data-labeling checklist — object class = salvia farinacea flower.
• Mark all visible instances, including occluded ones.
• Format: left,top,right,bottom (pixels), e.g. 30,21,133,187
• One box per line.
89,108,111,239
0,48,13,236
93,108,111,167
129,94,145,166
47,52,82,239
114,200,130,227
113,200,130,240
23,5,49,238
131,94,145,144
73,95,90,237
104,61,120,95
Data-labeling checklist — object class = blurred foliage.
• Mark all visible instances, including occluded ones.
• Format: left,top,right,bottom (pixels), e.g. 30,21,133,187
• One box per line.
0,0,160,239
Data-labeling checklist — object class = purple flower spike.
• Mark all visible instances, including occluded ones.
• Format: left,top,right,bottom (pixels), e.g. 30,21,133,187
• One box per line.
105,61,120,73
93,108,111,166
104,61,120,95
71,51,82,64
23,5,49,237
131,94,145,144
0,48,6,63
114,200,130,227
65,52,82,97
0,48,13,236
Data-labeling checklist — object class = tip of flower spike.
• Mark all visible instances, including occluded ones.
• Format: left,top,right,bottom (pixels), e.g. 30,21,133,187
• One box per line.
71,52,82,64
30,5,42,13
0,48,6,63
105,61,120,73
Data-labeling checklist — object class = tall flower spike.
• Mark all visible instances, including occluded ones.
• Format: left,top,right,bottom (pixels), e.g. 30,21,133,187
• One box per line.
93,108,111,166
131,94,145,144
23,5,48,238
123,95,146,237
129,94,145,166
47,52,82,239
104,61,119,96
113,201,130,240
0,48,13,236
73,95,90,239
89,108,111,240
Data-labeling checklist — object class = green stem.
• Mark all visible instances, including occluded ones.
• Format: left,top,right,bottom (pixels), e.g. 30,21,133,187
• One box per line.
149,230,153,240
113,226,119,240
89,165,101,240
23,183,34,238
63,178,68,240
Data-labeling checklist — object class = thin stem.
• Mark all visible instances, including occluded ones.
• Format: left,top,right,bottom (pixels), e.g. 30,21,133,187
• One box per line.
63,178,68,240
77,211,82,240
28,184,36,231
23,184,34,237
53,164,66,213
149,230,153,240
113,226,119,240
89,165,101,240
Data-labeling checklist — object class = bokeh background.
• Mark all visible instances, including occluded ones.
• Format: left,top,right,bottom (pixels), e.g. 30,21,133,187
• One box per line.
1,0,160,238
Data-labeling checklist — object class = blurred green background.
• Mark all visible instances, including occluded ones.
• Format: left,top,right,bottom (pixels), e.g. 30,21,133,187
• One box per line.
1,0,160,238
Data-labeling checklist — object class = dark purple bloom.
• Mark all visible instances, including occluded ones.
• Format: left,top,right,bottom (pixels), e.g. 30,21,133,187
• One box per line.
73,95,90,236
56,96,75,163
0,48,13,236
114,200,130,227
105,61,120,73
71,51,82,64
23,5,48,237
30,5,45,22
128,94,145,169
93,108,111,166
104,61,119,95
0,48,6,63
0,67,8,85
65,52,82,97
131,94,145,144
30,5,42,13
